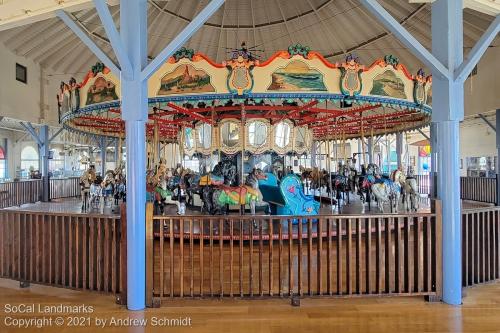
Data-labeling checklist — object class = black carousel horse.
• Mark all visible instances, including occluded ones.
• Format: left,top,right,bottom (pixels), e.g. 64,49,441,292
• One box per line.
199,159,237,214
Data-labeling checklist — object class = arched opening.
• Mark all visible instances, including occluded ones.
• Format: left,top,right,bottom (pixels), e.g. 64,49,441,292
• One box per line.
20,146,39,172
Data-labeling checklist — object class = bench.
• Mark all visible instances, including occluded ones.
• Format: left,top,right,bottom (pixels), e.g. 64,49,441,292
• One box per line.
259,173,320,222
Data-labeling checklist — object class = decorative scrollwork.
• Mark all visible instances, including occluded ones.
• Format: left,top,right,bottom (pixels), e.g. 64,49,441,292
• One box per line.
173,47,195,62
91,62,105,76
384,55,400,68
288,43,310,58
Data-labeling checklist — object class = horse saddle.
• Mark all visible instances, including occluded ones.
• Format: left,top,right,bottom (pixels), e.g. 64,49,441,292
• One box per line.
199,174,224,186
220,185,259,205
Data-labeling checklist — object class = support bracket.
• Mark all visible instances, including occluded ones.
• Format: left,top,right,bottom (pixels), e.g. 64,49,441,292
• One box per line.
19,122,42,146
455,15,500,83
358,0,450,79
417,128,430,141
56,10,121,76
478,114,496,132
49,127,64,143
141,0,225,81
93,0,133,79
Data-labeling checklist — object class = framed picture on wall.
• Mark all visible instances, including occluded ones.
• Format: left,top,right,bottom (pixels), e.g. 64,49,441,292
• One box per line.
460,158,463,169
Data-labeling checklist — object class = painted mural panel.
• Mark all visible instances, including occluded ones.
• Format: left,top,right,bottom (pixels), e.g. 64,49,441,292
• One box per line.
267,60,327,91
85,77,119,105
158,64,215,95
369,70,407,99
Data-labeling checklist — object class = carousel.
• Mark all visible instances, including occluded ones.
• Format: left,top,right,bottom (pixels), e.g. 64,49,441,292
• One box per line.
58,44,431,218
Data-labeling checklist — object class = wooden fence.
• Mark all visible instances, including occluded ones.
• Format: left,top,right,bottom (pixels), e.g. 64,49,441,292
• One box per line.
0,177,80,208
146,202,442,303
460,176,497,205
0,207,125,296
462,206,500,287
0,180,41,209
50,177,80,199
415,175,498,205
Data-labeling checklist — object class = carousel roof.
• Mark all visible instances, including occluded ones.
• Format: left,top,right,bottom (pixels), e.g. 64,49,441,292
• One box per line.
0,0,498,76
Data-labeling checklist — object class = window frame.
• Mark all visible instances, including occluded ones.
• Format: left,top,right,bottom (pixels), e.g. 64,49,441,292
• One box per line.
15,63,28,84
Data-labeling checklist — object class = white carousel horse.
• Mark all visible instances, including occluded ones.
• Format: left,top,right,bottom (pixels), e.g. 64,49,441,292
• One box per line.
89,177,103,209
371,177,401,213
101,171,115,207
79,168,95,212
403,167,419,212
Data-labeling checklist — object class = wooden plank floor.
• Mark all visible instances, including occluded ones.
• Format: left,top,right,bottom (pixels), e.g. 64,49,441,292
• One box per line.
1,277,499,333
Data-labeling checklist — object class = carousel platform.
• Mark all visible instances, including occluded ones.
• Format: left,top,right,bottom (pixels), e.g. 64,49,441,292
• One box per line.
2,196,491,216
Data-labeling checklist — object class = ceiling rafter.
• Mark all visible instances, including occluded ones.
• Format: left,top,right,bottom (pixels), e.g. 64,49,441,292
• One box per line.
275,0,295,45
324,3,427,59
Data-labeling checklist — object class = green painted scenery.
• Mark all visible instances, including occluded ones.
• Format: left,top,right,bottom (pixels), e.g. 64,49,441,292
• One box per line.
370,70,406,99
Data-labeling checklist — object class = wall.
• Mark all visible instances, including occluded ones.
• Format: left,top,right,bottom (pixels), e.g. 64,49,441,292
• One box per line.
464,46,500,116
0,46,43,123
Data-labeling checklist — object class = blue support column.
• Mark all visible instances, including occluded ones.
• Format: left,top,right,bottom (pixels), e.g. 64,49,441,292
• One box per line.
432,0,463,305
121,0,148,311
430,123,438,199
39,125,50,202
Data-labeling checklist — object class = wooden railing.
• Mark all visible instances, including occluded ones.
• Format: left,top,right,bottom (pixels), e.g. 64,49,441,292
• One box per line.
460,176,497,205
50,177,80,199
0,177,81,208
0,207,125,295
462,206,500,287
415,175,498,205
146,202,442,303
0,180,41,209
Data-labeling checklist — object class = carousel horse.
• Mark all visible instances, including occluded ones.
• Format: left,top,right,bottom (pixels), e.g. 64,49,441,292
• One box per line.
199,159,238,214
89,176,103,209
101,170,115,207
371,171,401,213
113,175,126,205
113,163,126,202
203,168,268,215
357,163,379,213
146,160,177,215
79,167,96,212
154,176,174,215
172,167,199,206
402,167,419,212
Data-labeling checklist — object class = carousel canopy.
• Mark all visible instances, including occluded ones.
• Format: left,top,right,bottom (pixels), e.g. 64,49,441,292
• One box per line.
58,47,431,155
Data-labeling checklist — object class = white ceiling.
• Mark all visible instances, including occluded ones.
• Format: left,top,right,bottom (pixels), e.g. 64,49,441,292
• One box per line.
0,0,498,77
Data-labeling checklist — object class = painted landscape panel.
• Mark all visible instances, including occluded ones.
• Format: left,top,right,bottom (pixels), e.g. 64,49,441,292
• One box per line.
85,77,119,105
370,70,407,99
267,60,327,91
158,64,215,95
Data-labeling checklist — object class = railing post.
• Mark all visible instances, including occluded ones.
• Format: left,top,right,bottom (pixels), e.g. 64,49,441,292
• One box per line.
117,203,127,305
145,202,154,307
429,199,443,302
496,174,500,206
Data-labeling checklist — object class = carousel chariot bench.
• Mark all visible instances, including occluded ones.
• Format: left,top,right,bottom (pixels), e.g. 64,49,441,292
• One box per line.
259,173,320,222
